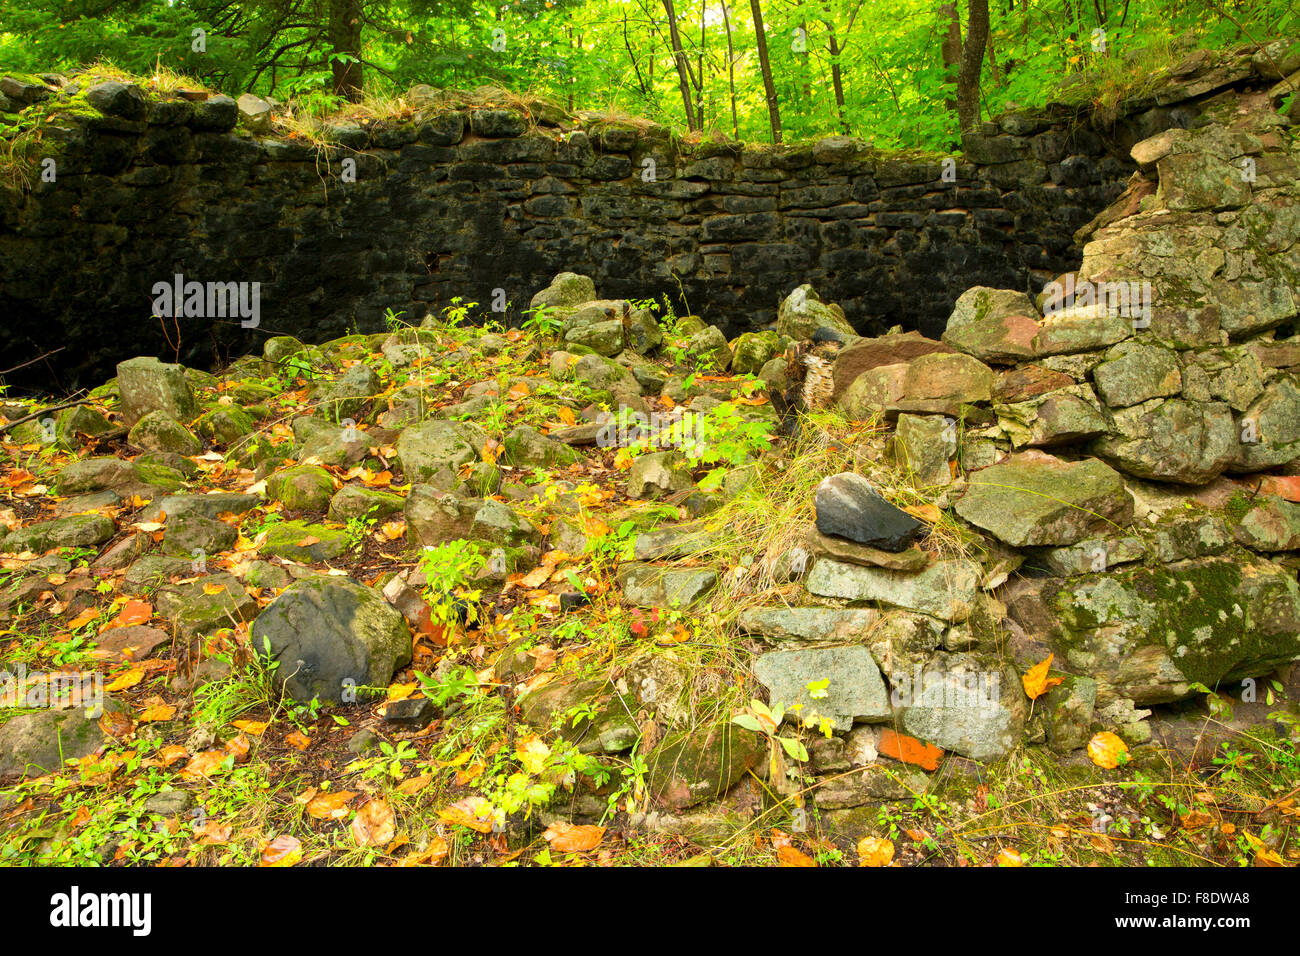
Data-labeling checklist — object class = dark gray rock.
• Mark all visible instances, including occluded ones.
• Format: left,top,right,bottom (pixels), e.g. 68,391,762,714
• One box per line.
813,472,923,551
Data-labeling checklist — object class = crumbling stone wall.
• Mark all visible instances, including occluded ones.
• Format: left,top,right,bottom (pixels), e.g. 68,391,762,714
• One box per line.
0,47,1287,387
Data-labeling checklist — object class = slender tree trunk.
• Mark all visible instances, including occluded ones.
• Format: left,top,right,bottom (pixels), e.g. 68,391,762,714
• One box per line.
328,0,364,101
750,0,782,143
957,0,989,132
722,1,740,138
824,17,849,134
662,0,700,130
939,3,962,115
698,0,707,129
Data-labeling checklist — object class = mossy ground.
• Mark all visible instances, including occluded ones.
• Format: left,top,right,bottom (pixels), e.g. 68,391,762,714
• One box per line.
1,300,1297,867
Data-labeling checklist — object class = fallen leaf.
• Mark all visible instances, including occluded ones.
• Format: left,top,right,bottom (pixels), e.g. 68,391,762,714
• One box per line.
857,836,894,867
105,666,145,692
232,719,269,736
437,797,496,833
306,791,357,820
259,834,302,867
1022,653,1065,700
285,731,311,751
776,845,816,867
543,822,605,852
877,728,943,771
1087,731,1129,769
137,704,176,722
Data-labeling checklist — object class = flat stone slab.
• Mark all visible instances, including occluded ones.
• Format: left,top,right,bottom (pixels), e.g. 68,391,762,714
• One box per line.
616,563,716,609
805,557,979,622
754,646,890,732
737,606,880,643
954,452,1132,547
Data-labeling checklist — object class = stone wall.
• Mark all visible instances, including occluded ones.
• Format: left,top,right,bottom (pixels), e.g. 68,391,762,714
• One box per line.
0,48,1287,388
1,77,1149,388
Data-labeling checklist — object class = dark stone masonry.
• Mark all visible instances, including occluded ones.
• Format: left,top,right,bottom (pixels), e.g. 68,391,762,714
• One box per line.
0,74,1225,386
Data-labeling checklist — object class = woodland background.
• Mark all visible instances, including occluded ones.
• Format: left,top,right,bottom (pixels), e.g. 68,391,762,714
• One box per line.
1,0,1297,150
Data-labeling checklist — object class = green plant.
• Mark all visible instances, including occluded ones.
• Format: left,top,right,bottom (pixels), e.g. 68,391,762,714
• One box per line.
521,303,561,337
415,540,485,628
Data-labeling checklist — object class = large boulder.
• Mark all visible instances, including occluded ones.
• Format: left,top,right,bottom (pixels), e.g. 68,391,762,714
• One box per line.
1090,398,1237,484
776,284,856,340
1005,554,1300,705
754,646,890,732
805,558,980,623
831,332,954,405
942,287,1041,365
839,352,994,418
396,420,481,487
116,357,199,427
252,577,413,703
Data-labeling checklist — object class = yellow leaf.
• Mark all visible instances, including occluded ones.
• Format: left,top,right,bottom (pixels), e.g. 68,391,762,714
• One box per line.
106,667,145,692
1021,653,1065,700
1087,731,1129,769
137,704,176,722
232,719,269,736
996,847,1024,867
202,582,227,596
516,734,551,775
857,836,894,867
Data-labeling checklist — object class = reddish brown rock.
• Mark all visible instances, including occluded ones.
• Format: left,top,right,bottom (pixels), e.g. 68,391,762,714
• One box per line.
830,331,954,405
994,365,1077,403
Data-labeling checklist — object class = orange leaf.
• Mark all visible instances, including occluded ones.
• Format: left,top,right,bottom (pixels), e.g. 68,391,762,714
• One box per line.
437,797,496,833
1021,653,1064,700
107,599,152,629
285,731,311,751
138,703,176,722
857,836,894,867
776,845,816,867
306,790,357,820
66,607,100,629
543,822,605,853
995,847,1023,867
877,728,943,771
557,406,576,426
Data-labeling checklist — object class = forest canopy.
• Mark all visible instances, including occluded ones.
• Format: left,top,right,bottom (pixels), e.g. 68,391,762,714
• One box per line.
1,1,1297,149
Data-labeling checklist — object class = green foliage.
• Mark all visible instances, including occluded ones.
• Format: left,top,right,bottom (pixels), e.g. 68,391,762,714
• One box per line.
3,1,1295,152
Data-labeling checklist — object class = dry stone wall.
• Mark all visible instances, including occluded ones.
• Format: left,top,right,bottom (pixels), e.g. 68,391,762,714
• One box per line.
4,68,1200,387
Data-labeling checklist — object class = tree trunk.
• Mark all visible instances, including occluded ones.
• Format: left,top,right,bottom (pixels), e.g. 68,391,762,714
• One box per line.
957,0,989,132
722,1,740,138
750,0,782,143
824,17,849,134
939,3,961,115
662,0,700,130
328,0,364,101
